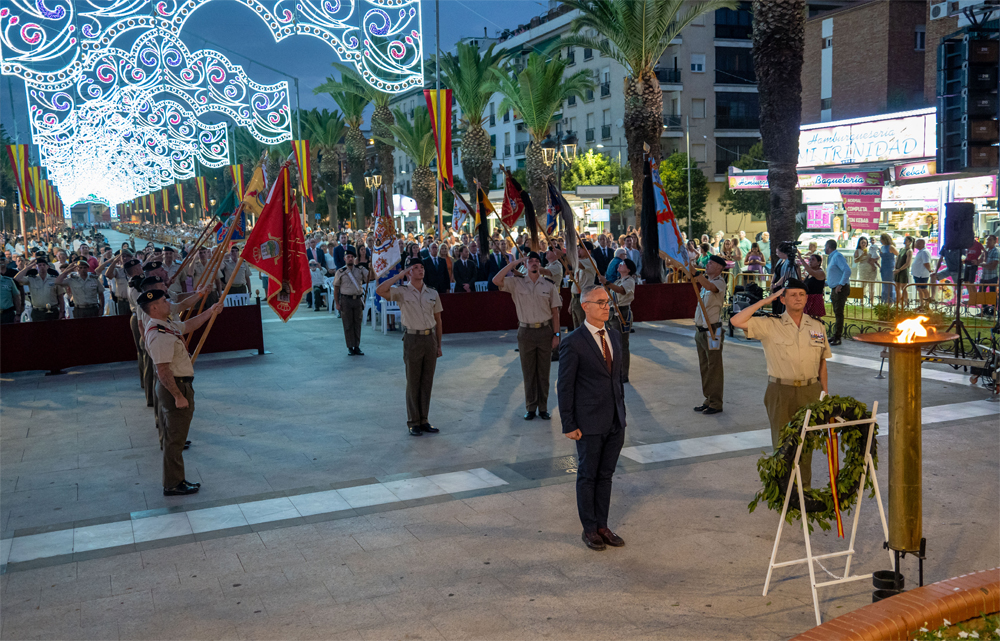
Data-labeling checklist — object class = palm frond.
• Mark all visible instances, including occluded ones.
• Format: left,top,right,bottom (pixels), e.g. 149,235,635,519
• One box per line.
373,107,436,167
437,41,513,125
302,108,346,150
313,73,369,125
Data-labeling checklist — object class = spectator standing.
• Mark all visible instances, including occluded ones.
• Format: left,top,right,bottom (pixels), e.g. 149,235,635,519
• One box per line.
893,236,914,305
980,235,998,316
824,240,851,345
452,246,478,293
770,243,802,315
308,260,326,311
910,238,933,309
0,256,22,323
853,237,879,305
486,240,509,291
592,235,614,277
759,232,772,271
800,254,826,320
605,248,626,282
332,233,349,270
422,243,451,293
966,237,984,284
744,243,766,276
878,233,898,303
737,230,752,256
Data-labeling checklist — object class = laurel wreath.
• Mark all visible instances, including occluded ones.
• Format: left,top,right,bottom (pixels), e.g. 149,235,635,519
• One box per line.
748,395,879,532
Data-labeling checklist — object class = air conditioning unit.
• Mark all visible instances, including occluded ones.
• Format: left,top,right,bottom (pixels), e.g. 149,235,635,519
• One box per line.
930,1,952,20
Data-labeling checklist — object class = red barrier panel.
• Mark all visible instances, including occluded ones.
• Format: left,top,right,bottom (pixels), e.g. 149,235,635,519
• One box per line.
0,304,265,374
438,282,696,334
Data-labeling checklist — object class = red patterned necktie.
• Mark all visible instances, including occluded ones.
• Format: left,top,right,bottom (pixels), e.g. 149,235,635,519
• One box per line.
597,329,612,373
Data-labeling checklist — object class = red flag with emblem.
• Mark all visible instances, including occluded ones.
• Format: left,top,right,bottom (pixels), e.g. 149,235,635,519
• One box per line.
500,171,524,228
240,164,310,322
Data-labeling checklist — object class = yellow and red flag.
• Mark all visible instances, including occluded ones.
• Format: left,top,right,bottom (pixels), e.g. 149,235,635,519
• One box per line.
41,178,51,214
291,139,313,201
424,89,453,188
161,188,169,216
229,164,246,200
27,166,41,212
240,164,310,322
5,145,29,205
148,193,156,220
175,183,186,211
195,176,209,211
242,164,267,216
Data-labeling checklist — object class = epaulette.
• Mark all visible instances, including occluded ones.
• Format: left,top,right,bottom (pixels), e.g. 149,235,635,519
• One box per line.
763,312,782,318
156,325,169,333
543,277,556,285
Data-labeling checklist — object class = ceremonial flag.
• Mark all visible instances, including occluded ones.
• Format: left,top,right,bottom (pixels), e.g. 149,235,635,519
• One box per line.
240,164,310,322
242,164,268,216
475,182,493,258
450,190,470,231
649,157,689,270
195,176,209,211
372,187,401,277
161,188,169,218
27,166,41,212
148,193,156,221
291,140,313,201
5,145,29,205
545,181,561,235
41,179,51,215
500,171,524,228
229,164,246,200
424,89,454,187
211,190,245,244
175,183,186,211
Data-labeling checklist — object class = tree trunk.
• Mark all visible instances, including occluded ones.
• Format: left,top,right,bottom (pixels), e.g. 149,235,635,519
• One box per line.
752,0,805,265
345,125,367,230
623,68,663,229
318,149,340,226
372,104,396,213
525,141,554,224
412,165,437,229
460,122,493,192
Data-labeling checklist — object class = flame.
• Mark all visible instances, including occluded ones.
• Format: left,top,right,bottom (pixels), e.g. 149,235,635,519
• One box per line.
894,316,931,343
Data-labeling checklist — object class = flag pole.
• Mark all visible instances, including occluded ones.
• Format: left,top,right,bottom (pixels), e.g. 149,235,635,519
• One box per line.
172,212,221,288
181,205,242,327
190,256,244,364
664,253,719,344
435,0,442,241
576,233,624,322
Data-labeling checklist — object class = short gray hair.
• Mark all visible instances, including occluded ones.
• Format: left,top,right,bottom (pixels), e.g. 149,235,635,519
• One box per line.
581,285,605,303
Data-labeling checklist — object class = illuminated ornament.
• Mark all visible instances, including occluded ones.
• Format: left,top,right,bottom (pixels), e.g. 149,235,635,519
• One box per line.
0,0,423,94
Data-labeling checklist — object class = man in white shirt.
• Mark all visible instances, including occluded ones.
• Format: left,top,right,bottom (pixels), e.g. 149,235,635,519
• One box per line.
911,238,933,308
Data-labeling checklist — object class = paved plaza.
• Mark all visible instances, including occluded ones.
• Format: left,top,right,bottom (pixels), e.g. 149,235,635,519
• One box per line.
1,247,998,639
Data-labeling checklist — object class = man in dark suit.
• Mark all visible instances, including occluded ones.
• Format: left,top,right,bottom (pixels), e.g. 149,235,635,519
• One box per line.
305,238,326,271
332,233,349,270
558,285,627,552
422,242,451,293
452,245,478,293
592,235,614,279
485,240,508,291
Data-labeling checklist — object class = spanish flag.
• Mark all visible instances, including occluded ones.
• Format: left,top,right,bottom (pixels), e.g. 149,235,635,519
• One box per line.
161,188,169,216
196,176,209,211
229,165,246,200
27,166,41,212
475,181,493,258
291,140,313,201
424,89,454,188
5,145,29,205
175,183,186,211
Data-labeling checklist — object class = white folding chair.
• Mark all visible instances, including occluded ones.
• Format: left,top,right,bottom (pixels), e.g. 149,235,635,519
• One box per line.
224,293,250,306
474,281,488,292
324,276,336,313
381,300,401,335
449,282,456,293
363,287,376,326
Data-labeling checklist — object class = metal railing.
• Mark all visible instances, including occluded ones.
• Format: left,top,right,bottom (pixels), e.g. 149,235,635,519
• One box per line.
585,128,595,142
601,125,611,139
600,82,611,97
503,144,510,156
663,114,682,129
514,141,529,155
655,68,682,84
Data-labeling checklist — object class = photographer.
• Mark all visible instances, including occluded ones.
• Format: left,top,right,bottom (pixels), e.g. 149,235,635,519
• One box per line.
730,280,830,489
769,242,802,315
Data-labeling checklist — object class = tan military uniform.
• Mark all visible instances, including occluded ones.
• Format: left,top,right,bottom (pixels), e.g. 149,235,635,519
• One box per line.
570,261,597,330
189,259,222,306
64,273,104,318
128,284,156,405
162,261,183,297
22,271,62,320
333,264,369,352
693,274,727,410
387,282,443,429
746,312,832,487
146,317,195,489
221,257,252,295
545,260,564,286
110,267,131,315
607,275,637,382
501,273,562,413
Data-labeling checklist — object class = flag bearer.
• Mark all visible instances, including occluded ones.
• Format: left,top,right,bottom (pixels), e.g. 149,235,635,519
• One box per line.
691,255,728,414
494,252,562,420
140,289,221,496
334,247,370,356
376,258,443,437
599,258,638,384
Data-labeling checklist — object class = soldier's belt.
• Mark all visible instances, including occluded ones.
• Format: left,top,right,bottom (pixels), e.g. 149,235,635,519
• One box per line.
697,322,722,332
519,321,550,329
174,376,194,383
75,304,98,309
768,376,819,387
340,294,363,299
405,328,435,335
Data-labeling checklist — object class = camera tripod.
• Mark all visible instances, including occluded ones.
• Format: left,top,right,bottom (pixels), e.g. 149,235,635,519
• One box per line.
927,251,984,361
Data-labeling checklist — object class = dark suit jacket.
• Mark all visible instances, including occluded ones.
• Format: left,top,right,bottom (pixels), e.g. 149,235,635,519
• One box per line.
422,256,451,293
306,246,326,269
452,258,478,292
592,245,614,278
472,254,487,282
557,325,626,436
486,253,508,291
332,244,352,270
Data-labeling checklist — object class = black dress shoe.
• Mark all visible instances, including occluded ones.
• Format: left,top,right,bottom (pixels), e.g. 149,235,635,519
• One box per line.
693,405,709,412
183,441,190,450
582,531,606,551
181,479,200,488
353,348,364,356
420,424,439,434
409,426,422,436
702,407,723,415
524,411,536,420
164,483,199,496
597,527,625,547
348,350,357,356
538,411,551,420
829,339,842,346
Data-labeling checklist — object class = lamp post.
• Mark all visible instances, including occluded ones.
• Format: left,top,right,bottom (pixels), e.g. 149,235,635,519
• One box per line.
364,168,382,229
542,130,578,229
173,204,179,226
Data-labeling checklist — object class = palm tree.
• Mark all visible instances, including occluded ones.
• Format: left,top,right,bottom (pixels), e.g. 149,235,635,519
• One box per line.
374,107,437,228
561,0,736,224
302,108,347,225
487,52,594,212
437,41,512,193
752,0,804,263
314,72,370,229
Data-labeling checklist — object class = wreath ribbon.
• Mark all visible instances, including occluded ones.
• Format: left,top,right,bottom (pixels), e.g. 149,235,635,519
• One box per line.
826,425,844,537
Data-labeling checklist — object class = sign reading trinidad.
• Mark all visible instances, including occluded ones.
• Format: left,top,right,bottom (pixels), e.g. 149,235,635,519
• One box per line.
797,108,937,168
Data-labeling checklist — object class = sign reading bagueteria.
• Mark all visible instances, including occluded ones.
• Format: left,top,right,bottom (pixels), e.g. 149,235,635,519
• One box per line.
799,108,936,167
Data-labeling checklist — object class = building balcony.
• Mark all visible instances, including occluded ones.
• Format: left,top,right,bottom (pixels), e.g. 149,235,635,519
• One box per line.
600,82,611,98
601,125,611,140
515,141,529,156
715,69,756,85
503,144,511,156
715,114,759,130
585,128,595,142
716,24,752,40
663,114,682,130
655,68,682,84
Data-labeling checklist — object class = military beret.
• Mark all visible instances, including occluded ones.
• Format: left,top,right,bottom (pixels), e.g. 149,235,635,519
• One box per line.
76,260,90,268
162,246,175,253
783,278,808,293
129,275,144,289
142,261,162,272
140,275,163,290
526,251,541,261
123,258,141,269
138,289,167,307
344,246,357,256
708,255,728,267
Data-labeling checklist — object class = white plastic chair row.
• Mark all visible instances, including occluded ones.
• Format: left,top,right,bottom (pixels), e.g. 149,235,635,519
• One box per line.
474,281,488,292
381,299,401,335
323,276,336,313
224,293,250,306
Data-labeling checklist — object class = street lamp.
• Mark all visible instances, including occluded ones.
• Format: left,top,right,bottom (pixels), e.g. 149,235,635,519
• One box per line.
542,130,578,199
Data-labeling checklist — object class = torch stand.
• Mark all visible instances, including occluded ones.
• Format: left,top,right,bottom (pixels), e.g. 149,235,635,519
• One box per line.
762,398,891,626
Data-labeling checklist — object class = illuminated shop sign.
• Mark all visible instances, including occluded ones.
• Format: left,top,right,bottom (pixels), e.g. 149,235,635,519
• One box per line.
798,108,936,167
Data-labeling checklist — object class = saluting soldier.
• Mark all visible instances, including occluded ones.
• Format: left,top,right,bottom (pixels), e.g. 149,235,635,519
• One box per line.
730,279,830,488
333,247,370,356
128,271,157,406
55,259,105,318
161,247,184,299
599,258,637,384
493,252,562,420
541,249,564,286
222,245,253,295
692,255,728,414
376,258,444,437
14,256,64,321
187,247,222,306
570,242,597,331
120,258,146,385
140,289,221,496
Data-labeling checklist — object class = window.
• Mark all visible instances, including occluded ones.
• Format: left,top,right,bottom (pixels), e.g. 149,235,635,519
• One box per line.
691,54,706,73
586,113,595,129
691,144,707,164
566,46,576,65
715,2,753,39
822,36,833,49
716,47,756,84
692,98,706,118
915,25,925,51
715,92,760,129
490,134,496,158
820,98,832,110
584,47,593,60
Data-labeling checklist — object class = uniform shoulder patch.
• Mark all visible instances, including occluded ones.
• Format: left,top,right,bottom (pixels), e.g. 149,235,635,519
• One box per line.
156,325,168,333
543,277,555,285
